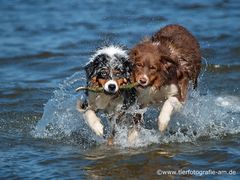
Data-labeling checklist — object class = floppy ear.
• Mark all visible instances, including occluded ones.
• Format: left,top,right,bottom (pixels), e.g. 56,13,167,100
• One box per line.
161,55,178,69
84,62,94,79
84,62,97,87
84,54,106,79
160,55,178,79
123,58,134,72
129,48,140,61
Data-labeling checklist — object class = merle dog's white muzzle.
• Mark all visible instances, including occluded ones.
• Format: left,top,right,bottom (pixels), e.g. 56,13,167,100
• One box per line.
104,80,119,94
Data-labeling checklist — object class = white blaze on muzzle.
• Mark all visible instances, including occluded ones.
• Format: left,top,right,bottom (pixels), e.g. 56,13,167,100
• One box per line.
104,80,119,93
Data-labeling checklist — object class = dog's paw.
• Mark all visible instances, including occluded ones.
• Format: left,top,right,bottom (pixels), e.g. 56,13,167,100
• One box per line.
92,121,103,136
107,136,114,146
88,117,104,136
128,128,139,144
158,115,170,133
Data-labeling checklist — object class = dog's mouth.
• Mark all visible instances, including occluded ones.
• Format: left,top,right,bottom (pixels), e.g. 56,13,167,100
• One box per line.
136,75,149,88
103,80,119,95
103,90,118,95
137,84,147,89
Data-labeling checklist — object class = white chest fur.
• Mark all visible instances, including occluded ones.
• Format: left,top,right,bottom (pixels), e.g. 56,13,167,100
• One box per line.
136,84,179,107
88,92,124,113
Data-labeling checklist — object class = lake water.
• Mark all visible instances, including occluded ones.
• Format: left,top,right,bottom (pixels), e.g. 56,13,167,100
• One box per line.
0,0,239,179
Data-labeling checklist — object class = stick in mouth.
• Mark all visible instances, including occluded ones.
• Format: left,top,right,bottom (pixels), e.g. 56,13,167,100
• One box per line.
75,82,138,93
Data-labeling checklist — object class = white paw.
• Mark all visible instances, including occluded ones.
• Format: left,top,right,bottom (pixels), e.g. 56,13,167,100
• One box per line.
89,119,104,136
128,128,139,143
84,110,104,136
158,115,170,132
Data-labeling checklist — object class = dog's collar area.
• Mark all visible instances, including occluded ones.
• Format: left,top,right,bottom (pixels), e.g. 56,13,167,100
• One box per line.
136,85,146,89
103,90,120,96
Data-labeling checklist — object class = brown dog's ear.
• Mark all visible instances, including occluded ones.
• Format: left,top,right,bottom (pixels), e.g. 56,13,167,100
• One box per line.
160,55,178,79
129,48,140,61
161,55,177,66
160,55,177,71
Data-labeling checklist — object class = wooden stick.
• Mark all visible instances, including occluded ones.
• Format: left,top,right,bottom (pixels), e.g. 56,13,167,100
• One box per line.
75,86,104,92
118,82,138,90
75,82,138,93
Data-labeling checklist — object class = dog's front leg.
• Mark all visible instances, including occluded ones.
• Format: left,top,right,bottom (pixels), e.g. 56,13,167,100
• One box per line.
128,113,142,143
158,96,182,132
83,109,104,136
77,100,104,136
128,128,139,143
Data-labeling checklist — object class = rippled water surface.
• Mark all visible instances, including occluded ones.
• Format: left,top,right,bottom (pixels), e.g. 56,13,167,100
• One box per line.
0,0,240,179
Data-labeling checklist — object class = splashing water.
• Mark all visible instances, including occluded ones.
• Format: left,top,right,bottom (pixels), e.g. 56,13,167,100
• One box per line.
32,72,240,148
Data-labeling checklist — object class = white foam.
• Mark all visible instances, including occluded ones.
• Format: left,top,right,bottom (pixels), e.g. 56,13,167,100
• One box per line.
215,96,240,112
32,71,240,148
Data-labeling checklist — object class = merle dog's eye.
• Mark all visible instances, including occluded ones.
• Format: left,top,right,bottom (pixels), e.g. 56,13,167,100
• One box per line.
112,68,124,77
115,72,121,76
97,69,109,78
101,72,107,76
101,71,107,76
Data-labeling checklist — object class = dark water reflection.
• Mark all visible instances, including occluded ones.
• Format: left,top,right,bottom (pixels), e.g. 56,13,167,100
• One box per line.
0,0,239,179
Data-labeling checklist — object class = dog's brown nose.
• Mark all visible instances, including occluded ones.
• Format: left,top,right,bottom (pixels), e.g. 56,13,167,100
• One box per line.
138,75,149,86
139,78,147,84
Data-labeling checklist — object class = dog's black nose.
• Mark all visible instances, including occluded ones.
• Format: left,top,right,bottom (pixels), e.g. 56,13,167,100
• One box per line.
108,84,116,91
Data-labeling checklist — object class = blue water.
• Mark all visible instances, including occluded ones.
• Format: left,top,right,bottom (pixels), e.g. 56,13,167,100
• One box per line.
0,0,239,179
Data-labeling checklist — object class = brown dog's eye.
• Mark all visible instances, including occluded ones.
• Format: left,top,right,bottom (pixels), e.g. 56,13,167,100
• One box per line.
150,65,157,70
136,63,143,67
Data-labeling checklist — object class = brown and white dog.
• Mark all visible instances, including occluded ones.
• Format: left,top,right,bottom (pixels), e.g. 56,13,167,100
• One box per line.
129,24,201,132
77,45,136,143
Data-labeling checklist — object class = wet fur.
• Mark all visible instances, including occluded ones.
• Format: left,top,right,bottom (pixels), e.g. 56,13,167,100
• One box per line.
77,46,136,143
129,24,201,132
